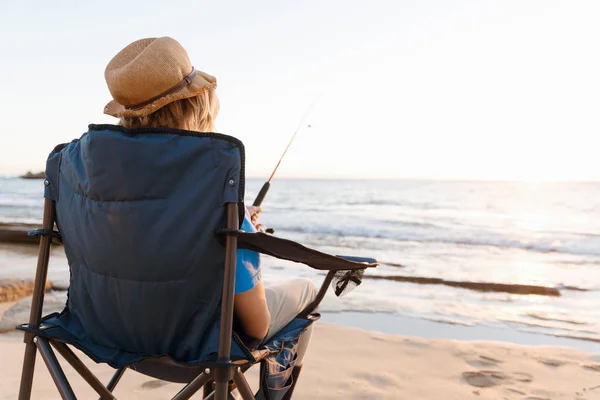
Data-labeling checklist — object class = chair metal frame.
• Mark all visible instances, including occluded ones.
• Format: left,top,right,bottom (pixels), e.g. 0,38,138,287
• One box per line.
17,200,260,400
17,199,339,400
15,126,380,400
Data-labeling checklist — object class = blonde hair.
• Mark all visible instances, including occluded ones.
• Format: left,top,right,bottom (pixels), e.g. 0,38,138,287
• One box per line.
120,89,219,132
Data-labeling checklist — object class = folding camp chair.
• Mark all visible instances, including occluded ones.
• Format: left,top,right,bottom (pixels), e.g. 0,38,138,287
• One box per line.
16,124,378,400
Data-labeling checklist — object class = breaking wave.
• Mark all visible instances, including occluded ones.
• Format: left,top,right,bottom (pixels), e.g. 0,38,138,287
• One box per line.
276,225,600,257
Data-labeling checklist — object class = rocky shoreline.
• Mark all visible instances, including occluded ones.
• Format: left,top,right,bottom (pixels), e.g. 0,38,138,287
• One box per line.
0,279,53,303
0,223,44,245
19,171,45,179
0,279,66,333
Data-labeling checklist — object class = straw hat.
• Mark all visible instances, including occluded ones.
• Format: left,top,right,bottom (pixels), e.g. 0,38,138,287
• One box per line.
104,37,217,118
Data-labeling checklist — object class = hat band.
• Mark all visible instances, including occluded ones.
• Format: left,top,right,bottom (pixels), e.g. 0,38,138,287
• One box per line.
125,68,199,110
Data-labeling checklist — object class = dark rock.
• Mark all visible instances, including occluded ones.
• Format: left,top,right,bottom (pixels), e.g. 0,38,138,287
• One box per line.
20,171,45,179
51,281,69,291
0,223,62,246
0,278,53,303
0,223,41,244
0,291,66,333
364,274,562,296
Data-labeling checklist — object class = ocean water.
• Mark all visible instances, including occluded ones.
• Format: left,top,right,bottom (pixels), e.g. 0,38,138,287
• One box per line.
1,177,600,348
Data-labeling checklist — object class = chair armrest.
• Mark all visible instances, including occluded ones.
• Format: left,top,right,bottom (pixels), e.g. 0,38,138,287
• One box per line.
235,232,379,271
229,233,379,318
299,270,337,318
336,255,378,264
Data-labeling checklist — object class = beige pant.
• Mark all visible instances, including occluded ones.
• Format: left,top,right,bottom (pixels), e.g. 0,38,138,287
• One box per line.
264,278,317,364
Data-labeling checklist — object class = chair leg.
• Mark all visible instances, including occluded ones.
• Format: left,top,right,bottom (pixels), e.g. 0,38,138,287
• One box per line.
204,390,216,400
232,367,255,400
171,370,212,400
215,379,229,400
204,380,215,399
18,341,38,400
281,365,303,400
19,200,56,400
35,337,76,400
50,341,116,400
106,367,127,393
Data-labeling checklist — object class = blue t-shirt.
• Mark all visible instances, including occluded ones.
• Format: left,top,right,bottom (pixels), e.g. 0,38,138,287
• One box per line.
235,209,261,294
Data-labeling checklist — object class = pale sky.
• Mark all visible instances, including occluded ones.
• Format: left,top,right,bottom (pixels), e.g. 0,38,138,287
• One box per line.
1,1,599,180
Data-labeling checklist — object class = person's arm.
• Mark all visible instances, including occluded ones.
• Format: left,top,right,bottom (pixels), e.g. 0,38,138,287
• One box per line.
246,205,264,232
234,281,270,340
233,206,270,340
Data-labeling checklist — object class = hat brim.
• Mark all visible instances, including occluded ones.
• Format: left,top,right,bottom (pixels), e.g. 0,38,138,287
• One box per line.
104,70,217,118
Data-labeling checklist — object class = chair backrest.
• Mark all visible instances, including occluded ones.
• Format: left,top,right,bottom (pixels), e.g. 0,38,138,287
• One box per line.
44,124,245,360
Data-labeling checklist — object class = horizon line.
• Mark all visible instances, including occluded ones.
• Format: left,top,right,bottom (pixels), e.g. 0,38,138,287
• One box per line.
2,173,599,184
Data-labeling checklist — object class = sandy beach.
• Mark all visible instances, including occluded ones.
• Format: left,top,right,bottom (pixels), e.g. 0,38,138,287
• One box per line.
0,298,599,400
1,187,600,399
1,243,600,399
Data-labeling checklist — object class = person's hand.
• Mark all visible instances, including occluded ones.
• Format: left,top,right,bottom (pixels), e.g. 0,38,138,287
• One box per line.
246,206,263,230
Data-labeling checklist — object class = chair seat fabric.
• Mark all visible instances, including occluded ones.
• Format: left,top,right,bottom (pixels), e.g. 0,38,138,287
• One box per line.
17,312,315,369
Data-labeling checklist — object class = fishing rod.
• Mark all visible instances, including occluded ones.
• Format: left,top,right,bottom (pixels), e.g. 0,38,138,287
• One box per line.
252,103,315,207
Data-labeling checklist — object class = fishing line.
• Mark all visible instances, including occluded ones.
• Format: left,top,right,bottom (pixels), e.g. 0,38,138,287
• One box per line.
252,99,318,207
